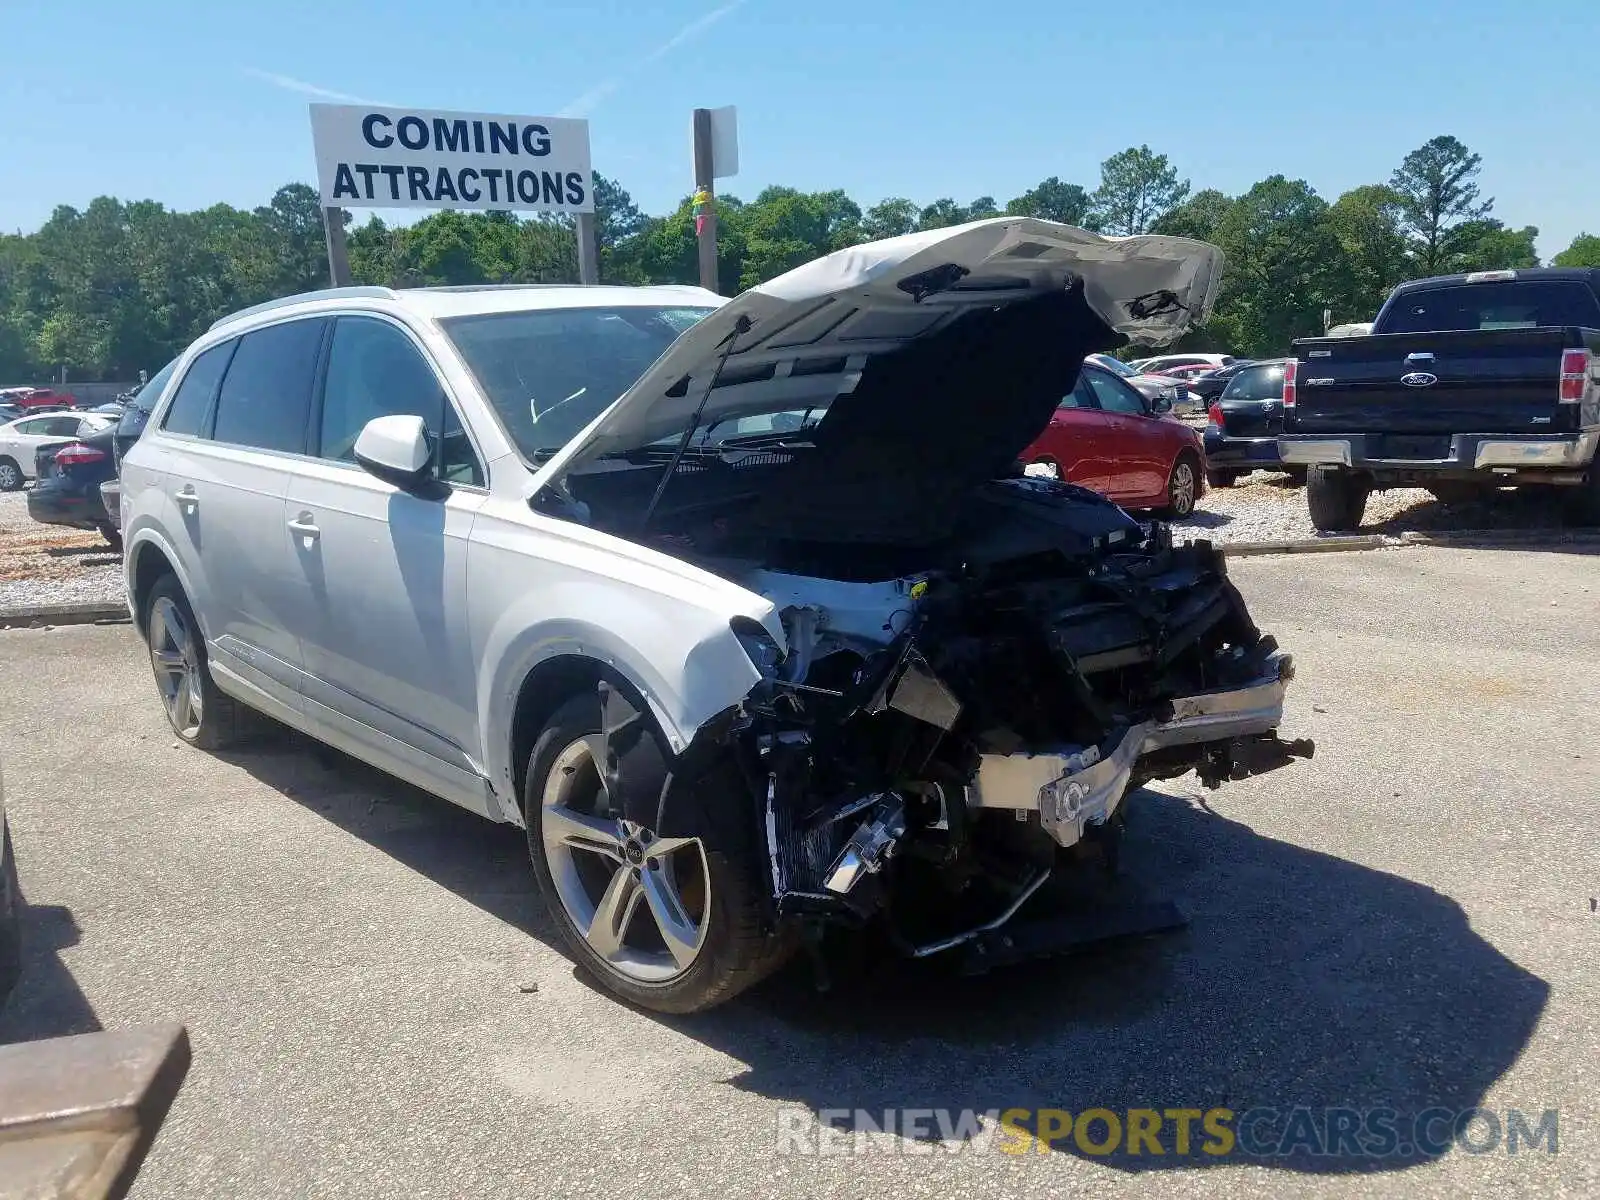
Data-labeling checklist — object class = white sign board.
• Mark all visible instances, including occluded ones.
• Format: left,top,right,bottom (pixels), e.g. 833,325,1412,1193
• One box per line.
310,104,593,213
708,105,739,179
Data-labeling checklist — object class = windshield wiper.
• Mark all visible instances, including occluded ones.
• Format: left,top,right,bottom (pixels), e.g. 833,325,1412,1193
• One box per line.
639,314,752,532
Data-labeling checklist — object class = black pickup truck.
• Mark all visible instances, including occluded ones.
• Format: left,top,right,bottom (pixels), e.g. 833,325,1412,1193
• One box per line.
1278,267,1600,531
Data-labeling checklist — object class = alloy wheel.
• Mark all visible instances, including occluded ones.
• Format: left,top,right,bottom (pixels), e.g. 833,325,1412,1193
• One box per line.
540,737,711,983
149,595,203,739
0,463,19,491
1170,460,1197,517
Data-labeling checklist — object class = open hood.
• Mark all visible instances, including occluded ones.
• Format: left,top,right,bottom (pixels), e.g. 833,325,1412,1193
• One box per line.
531,218,1222,493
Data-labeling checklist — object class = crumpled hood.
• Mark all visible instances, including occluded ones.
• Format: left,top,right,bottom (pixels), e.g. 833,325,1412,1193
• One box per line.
532,218,1222,490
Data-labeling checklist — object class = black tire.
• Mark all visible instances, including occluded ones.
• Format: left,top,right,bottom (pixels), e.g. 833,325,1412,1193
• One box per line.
0,458,22,492
1162,452,1201,518
1206,469,1238,489
1306,466,1370,532
143,574,253,750
0,822,21,1007
523,692,791,1014
98,523,123,553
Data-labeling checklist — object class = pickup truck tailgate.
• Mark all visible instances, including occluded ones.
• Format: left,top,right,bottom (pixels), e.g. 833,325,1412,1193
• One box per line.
1293,328,1578,436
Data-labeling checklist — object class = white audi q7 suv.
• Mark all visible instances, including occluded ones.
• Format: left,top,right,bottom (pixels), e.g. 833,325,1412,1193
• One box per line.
123,218,1308,1012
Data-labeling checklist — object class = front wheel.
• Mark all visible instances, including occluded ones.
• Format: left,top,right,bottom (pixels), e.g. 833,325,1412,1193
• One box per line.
1163,453,1200,518
0,459,22,492
524,693,791,1013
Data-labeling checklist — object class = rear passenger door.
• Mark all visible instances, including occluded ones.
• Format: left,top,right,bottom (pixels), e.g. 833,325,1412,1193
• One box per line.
283,314,492,815
160,318,327,705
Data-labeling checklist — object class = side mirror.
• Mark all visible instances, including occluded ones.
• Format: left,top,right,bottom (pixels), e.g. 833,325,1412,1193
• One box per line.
1150,393,1174,414
354,414,434,491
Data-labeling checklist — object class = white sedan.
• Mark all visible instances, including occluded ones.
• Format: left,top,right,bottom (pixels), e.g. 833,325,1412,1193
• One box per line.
0,411,114,491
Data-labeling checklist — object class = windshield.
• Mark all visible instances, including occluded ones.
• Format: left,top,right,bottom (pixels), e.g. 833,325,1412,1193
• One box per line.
1380,281,1600,333
441,305,714,457
1091,355,1138,378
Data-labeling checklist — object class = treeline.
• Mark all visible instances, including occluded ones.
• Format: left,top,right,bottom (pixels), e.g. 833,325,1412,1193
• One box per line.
4,134,1598,382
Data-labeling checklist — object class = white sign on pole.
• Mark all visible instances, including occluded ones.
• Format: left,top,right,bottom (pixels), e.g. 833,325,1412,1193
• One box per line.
309,103,593,213
707,105,739,179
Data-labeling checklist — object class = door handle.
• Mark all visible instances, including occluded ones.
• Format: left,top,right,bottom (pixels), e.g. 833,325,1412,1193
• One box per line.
173,485,199,510
287,513,321,540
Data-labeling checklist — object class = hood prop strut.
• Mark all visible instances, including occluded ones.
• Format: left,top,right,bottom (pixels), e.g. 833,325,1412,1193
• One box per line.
639,313,753,533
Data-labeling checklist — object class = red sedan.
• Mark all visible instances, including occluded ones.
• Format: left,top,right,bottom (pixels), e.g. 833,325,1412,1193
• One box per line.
1021,359,1206,517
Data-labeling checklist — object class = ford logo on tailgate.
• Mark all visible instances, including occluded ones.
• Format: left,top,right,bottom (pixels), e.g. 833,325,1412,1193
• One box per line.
1401,371,1438,388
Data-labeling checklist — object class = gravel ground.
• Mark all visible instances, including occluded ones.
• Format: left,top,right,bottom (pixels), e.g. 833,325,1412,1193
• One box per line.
1172,470,1574,545
0,489,123,609
3,548,1596,1198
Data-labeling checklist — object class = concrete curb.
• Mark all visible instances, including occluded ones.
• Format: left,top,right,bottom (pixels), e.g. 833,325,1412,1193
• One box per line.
0,600,130,629
1222,535,1388,557
1218,528,1600,558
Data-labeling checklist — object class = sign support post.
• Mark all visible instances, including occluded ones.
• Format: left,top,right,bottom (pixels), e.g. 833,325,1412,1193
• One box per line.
323,206,352,288
692,108,718,293
575,212,599,285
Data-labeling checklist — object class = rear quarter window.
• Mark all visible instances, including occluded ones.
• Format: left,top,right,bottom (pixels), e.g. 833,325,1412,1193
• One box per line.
162,342,236,436
211,319,328,453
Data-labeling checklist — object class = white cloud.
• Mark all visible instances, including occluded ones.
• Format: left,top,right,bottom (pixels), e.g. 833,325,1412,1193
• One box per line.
558,0,746,117
242,68,387,106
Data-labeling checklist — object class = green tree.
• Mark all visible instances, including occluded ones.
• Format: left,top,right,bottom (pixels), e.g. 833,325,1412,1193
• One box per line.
1389,135,1493,275
1442,220,1539,271
1325,184,1410,319
1553,233,1600,268
1005,177,1093,226
916,198,968,230
1090,145,1190,236
861,198,918,240
1150,188,1232,242
1208,176,1343,356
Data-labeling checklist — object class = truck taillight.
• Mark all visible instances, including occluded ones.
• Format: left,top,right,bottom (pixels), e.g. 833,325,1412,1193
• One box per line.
1559,348,1591,403
54,442,107,467
1282,359,1297,409
1207,402,1224,427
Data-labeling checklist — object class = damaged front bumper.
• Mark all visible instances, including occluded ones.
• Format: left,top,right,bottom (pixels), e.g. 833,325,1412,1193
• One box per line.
969,652,1309,848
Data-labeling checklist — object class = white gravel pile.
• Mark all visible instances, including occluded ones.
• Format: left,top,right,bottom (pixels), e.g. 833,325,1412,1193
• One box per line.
0,489,125,610
1170,469,1574,545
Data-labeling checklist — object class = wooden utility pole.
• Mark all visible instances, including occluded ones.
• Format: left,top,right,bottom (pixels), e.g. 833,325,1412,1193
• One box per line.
323,206,352,288
575,212,600,285
692,108,718,293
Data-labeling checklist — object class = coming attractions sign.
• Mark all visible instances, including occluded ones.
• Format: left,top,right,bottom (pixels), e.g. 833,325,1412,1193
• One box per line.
309,104,593,213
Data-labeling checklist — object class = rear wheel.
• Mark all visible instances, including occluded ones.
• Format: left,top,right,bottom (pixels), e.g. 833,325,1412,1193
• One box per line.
523,693,791,1013
1206,468,1238,489
0,459,21,492
144,575,252,749
97,523,122,553
1306,467,1370,532
1163,453,1200,518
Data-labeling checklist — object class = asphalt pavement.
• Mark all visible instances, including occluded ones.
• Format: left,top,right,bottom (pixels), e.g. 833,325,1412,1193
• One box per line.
1,545,1596,1198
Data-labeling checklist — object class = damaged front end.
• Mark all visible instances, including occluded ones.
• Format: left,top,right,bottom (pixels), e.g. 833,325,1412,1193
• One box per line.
671,498,1312,960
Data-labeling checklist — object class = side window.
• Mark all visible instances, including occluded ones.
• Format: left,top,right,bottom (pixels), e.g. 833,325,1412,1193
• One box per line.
319,316,484,486
1060,373,1099,410
1084,371,1147,416
211,319,327,453
162,342,236,436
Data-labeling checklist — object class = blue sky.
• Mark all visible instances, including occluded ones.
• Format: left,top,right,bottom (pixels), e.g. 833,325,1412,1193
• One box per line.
1,0,1594,258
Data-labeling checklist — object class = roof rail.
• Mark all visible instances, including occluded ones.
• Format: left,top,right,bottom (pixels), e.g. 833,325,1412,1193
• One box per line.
209,286,400,331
